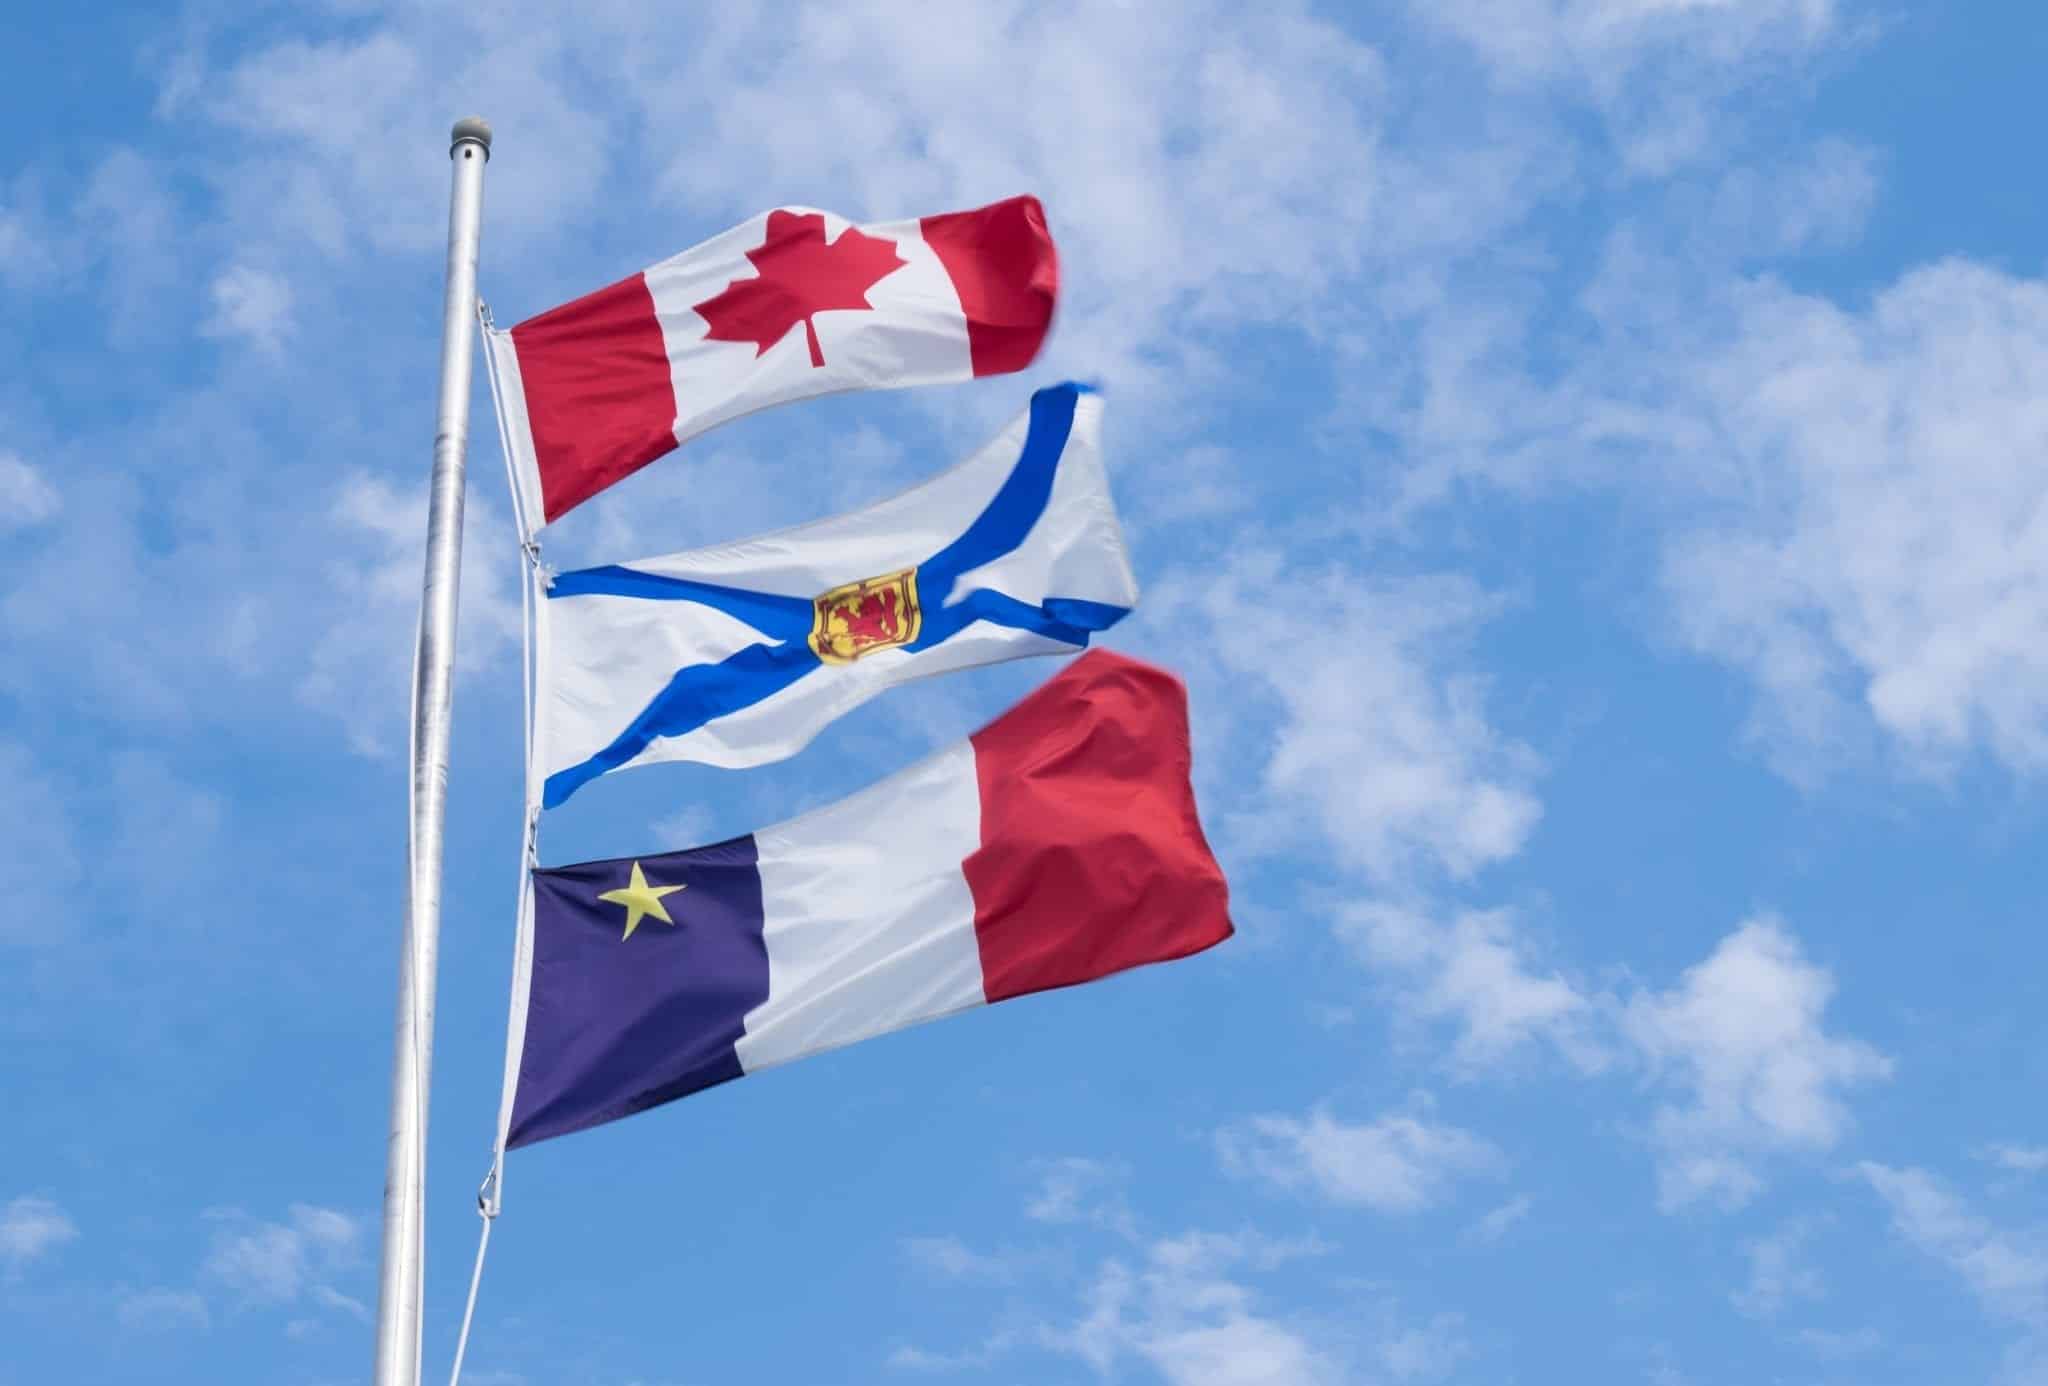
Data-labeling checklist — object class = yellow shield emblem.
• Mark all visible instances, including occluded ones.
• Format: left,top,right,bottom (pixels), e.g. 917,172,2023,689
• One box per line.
809,568,922,664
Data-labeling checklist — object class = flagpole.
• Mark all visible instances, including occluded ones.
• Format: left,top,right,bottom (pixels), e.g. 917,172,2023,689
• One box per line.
373,115,491,1386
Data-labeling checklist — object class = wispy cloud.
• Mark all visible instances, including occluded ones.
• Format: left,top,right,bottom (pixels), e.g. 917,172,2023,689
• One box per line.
1025,1157,1136,1239
1323,907,1885,1212
0,744,84,949
1150,558,1541,884
1986,1146,2048,1176
117,1286,210,1332
310,1283,370,1323
299,472,523,756
0,192,59,292
887,1334,1022,1373
1218,1105,1502,1214
0,1196,77,1270
200,265,296,353
900,1236,1018,1287
890,1171,1358,1384
1340,902,1602,1073
1466,1194,1533,1244
1655,262,2048,780
1731,1219,1826,1319
1051,1229,1451,1386
1625,917,1889,1210
0,452,60,530
1859,1163,2048,1325
202,1204,362,1313
1408,0,1844,174
1796,1325,1881,1360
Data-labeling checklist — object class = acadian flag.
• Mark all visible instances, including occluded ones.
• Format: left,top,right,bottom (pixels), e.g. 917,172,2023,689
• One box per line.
485,194,1058,523
506,650,1231,1149
535,383,1136,808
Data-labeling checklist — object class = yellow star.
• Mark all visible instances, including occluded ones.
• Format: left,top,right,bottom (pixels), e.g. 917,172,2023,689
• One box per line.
597,861,687,941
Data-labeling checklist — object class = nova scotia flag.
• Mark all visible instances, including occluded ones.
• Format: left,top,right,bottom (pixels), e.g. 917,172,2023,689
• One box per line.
536,384,1137,808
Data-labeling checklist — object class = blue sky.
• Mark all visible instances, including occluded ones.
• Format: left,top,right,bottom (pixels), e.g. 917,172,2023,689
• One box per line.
4,2,2048,1383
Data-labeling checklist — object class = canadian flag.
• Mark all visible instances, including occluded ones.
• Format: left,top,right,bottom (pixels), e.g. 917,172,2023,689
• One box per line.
483,195,1059,525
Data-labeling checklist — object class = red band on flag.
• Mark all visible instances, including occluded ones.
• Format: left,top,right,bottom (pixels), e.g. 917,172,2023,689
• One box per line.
965,651,1233,1004
921,195,1059,378
510,273,679,522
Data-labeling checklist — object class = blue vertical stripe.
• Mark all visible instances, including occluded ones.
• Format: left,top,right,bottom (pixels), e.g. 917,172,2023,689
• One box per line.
509,835,769,1149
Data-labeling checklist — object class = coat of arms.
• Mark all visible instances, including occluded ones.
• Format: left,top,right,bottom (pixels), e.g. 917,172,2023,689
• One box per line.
809,568,922,664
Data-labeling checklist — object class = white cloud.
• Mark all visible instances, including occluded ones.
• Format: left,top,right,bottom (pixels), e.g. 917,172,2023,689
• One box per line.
310,1283,370,1322
203,1203,360,1308
118,1286,210,1332
0,198,55,291
1731,1220,1825,1318
1340,902,1601,1071
887,1336,1019,1373
1466,1194,1533,1244
1691,137,1880,261
1218,1106,1501,1214
1323,909,1889,1209
1407,0,1842,175
1657,261,2048,779
1025,1157,1135,1238
1040,1228,1459,1386
901,1236,1016,1287
299,471,523,756
1624,917,1889,1209
1987,1146,2048,1176
893,1187,1369,1385
1859,1163,2048,1326
1374,1312,1474,1382
1152,558,1540,884
0,452,60,530
0,426,515,746
178,22,612,260
1136,1312,1339,1386
1795,1326,1881,1360
649,805,716,851
1415,0,1836,77
201,265,295,352
70,148,193,348
0,1196,77,1269
0,744,83,948
1356,230,2048,793
1059,1235,1350,1386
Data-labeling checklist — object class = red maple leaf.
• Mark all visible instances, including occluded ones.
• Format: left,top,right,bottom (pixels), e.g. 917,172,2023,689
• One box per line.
693,210,907,368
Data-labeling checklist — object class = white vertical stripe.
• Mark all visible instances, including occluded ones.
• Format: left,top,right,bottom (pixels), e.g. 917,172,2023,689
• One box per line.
482,325,545,533
736,742,986,1074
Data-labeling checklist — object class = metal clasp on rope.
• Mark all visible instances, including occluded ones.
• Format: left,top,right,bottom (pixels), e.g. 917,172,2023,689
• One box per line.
476,1157,502,1221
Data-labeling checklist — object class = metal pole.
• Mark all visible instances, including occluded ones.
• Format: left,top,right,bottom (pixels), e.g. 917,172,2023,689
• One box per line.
373,115,491,1386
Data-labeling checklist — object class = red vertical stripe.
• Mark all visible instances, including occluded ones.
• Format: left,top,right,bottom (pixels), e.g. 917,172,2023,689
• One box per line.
510,272,679,522
964,652,1233,1004
920,195,1060,378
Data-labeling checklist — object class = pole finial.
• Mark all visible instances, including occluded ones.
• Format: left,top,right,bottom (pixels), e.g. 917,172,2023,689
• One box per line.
451,117,492,159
